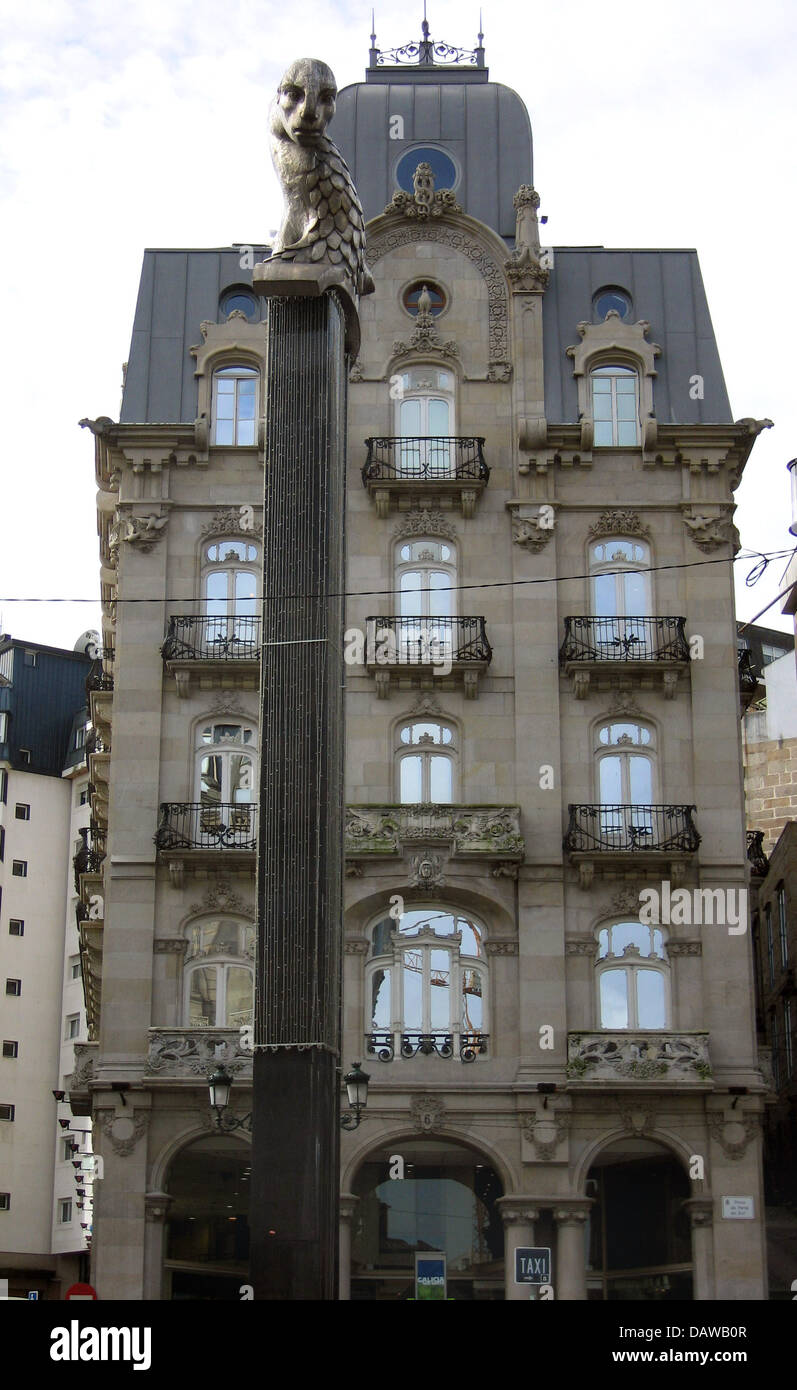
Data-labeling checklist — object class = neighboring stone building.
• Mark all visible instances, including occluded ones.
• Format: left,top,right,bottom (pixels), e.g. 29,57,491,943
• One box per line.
0,634,95,1298
76,28,772,1299
741,623,797,856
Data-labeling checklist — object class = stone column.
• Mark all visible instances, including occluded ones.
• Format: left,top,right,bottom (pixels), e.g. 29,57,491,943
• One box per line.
143,1191,172,1300
339,1194,359,1301
497,1199,539,1301
553,1200,592,1300
682,1198,715,1299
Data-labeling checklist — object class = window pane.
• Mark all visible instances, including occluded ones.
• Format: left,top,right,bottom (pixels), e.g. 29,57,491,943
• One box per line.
429,755,452,803
600,969,628,1028
636,970,666,1028
629,755,653,803
430,949,450,1029
428,572,453,617
616,392,636,420
428,398,450,436
189,967,217,1026
593,573,617,617
201,756,222,802
400,755,423,804
400,572,422,618
403,951,423,1029
234,572,257,614
462,968,483,1030
215,419,234,445
370,967,391,1030
594,420,613,446
623,570,648,615
617,421,638,445
592,391,613,420
230,755,254,802
599,755,623,802
236,419,256,445
400,399,422,436
226,967,253,1026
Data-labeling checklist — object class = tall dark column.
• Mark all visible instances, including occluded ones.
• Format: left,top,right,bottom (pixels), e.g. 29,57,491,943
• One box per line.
249,290,348,1300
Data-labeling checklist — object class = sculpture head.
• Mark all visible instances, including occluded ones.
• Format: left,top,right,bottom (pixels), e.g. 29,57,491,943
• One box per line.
275,59,337,145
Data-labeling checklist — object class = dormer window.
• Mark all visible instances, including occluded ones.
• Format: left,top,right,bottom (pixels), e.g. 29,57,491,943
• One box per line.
212,365,258,446
591,365,640,446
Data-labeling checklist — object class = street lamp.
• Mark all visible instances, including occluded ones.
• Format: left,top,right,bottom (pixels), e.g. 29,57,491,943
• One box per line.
340,1062,370,1130
207,1066,252,1133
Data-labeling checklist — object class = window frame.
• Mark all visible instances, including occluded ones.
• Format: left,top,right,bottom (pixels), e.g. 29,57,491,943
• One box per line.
595,921,671,1030
588,536,652,619
195,719,258,809
590,363,641,447
11,860,27,878
183,917,255,1029
594,719,657,811
765,904,775,985
58,1197,73,1224
2,1041,18,1059
776,883,788,968
65,1015,80,1041
394,536,458,623
5,979,21,996
365,904,488,1046
14,803,30,821
211,364,259,447
8,920,24,937
394,718,458,805
0,1103,16,1121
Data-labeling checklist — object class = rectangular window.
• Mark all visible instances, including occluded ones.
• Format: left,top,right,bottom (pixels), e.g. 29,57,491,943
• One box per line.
0,1104,15,1121
766,905,775,985
772,1011,780,1087
5,979,21,996
777,884,789,968
0,767,6,801
70,959,82,981
8,920,24,937
0,827,4,861
0,1193,9,1211
14,804,30,821
785,1000,794,1080
19,748,31,764
58,1198,72,1223
2,1041,18,1059
62,1138,73,1162
66,1015,80,1040
23,650,37,668
0,715,7,744
11,860,27,877
74,726,87,750
79,788,89,805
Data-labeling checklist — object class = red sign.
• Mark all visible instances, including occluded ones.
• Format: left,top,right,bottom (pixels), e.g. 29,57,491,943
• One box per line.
65,1283,98,1300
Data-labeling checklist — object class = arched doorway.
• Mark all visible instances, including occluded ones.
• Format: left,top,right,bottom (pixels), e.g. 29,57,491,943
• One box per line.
585,1138,693,1300
350,1137,504,1300
163,1135,250,1300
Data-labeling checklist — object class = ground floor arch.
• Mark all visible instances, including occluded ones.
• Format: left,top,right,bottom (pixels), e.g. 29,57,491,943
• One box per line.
161,1134,251,1300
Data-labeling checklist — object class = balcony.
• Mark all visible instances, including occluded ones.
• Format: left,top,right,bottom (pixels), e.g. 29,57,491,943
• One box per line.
145,1028,252,1080
76,903,103,1041
346,803,524,873
738,647,763,711
362,436,489,518
560,617,690,699
155,801,257,886
566,1032,712,1085
73,828,107,895
366,1031,489,1063
563,803,700,890
746,829,770,878
67,1042,99,1116
364,616,492,698
162,616,261,698
86,665,114,694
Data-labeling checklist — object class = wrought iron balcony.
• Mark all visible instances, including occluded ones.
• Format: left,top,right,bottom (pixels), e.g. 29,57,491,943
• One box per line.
560,617,689,699
738,647,762,709
145,1028,252,1079
346,803,524,866
567,1031,712,1083
365,615,491,698
73,829,107,893
85,728,106,757
155,802,258,853
162,617,261,697
366,1031,489,1063
564,804,700,854
362,437,488,516
746,829,770,877
85,665,114,694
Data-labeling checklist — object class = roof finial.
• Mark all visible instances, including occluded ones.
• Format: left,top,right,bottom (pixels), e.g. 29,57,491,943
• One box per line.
478,9,484,46
370,8,376,46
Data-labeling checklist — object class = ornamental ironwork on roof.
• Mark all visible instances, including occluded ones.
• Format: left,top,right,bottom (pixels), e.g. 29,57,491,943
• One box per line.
369,13,485,68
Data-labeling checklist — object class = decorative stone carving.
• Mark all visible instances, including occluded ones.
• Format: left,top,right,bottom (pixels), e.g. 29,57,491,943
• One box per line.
682,1198,714,1228
111,510,169,554
491,862,519,880
511,512,555,552
486,361,513,382
343,938,369,955
189,879,253,917
392,301,459,362
153,938,189,955
408,691,442,716
521,1112,569,1160
498,1200,540,1226
100,1110,148,1157
145,1191,173,1223
485,940,518,956
588,509,650,540
504,186,549,292
707,1113,759,1159
69,1043,97,1093
567,1031,712,1081
349,359,363,382
145,1029,252,1077
618,1102,657,1135
606,691,644,717
392,509,456,541
758,1046,775,1090
344,861,363,878
610,887,642,914
567,316,660,443
345,804,525,861
667,941,702,957
410,1094,445,1133
384,161,463,220
565,938,596,956
268,59,374,298
682,509,735,552
368,224,509,365
201,508,263,540
409,852,445,890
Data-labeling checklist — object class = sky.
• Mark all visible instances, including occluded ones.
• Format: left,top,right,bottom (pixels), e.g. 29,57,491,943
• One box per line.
0,0,795,651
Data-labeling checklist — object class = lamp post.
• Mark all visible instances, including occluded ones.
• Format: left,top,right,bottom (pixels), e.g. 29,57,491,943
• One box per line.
340,1063,371,1130
207,1066,253,1134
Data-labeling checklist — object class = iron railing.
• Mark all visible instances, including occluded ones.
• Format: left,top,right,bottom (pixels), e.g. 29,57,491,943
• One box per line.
86,666,114,693
747,829,770,877
86,728,106,757
73,829,107,892
365,615,491,666
738,647,761,698
155,802,258,852
362,436,489,484
366,1031,488,1063
162,616,261,662
564,804,701,854
560,616,689,663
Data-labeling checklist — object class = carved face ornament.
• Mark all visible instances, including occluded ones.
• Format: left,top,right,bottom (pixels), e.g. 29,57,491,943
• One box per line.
277,59,337,144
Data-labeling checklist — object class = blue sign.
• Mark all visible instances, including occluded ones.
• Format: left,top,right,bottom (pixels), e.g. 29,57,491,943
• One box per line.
27,1291,39,1300
415,1252,447,1300
515,1247,551,1284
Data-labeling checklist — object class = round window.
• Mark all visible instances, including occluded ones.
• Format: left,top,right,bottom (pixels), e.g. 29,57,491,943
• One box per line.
402,281,446,317
395,145,458,193
593,287,632,321
219,288,258,320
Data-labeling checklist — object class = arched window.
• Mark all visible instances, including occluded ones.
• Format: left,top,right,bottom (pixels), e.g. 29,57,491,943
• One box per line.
394,537,457,663
202,537,259,653
589,537,651,618
396,720,456,803
396,367,455,476
196,721,256,834
595,721,656,838
596,921,669,1029
591,364,640,447
212,365,258,446
184,918,255,1028
366,906,488,1059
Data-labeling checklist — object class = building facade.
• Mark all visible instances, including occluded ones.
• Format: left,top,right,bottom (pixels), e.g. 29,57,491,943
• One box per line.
0,635,94,1297
77,31,772,1299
